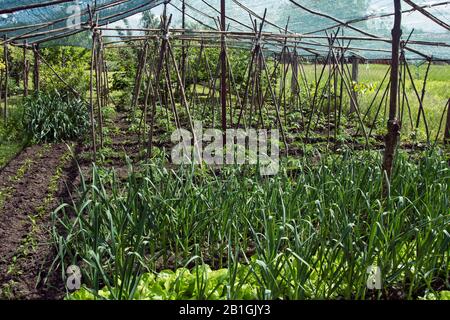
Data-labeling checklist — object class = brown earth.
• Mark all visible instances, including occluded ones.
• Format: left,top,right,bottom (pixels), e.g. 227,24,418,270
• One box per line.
0,143,76,299
0,112,141,299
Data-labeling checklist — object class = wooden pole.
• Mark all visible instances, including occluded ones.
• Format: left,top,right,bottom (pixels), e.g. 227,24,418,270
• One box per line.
23,41,29,97
260,50,288,153
89,30,97,161
350,56,359,113
33,49,81,97
131,41,148,112
33,44,40,93
181,0,186,87
0,71,3,114
403,0,450,31
3,36,8,122
382,0,402,186
0,0,75,15
445,98,450,145
291,50,299,96
148,9,170,156
95,31,104,149
220,0,227,146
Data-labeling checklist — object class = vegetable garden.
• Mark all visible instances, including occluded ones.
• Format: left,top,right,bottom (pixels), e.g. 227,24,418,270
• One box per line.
0,0,448,301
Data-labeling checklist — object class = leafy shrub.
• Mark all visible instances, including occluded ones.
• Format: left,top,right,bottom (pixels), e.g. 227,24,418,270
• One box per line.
22,91,89,143
39,47,90,96
112,71,133,91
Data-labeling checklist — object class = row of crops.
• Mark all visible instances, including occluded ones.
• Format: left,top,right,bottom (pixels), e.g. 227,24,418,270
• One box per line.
52,150,449,300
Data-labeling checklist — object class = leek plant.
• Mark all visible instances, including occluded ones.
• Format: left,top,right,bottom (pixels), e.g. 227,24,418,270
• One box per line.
52,150,449,300
22,91,89,143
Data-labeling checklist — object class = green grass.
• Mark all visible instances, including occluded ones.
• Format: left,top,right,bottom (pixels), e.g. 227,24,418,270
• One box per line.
53,149,449,300
0,97,27,168
0,143,22,168
183,62,449,143
288,63,449,141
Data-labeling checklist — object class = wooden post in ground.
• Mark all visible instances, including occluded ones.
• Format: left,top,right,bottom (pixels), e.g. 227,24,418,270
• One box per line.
382,0,402,189
89,36,97,161
23,41,29,97
350,55,359,113
131,41,148,112
3,36,9,122
148,8,170,156
0,71,3,113
88,7,97,161
291,50,299,96
181,0,186,88
220,0,227,147
33,44,40,93
445,98,450,144
95,31,104,149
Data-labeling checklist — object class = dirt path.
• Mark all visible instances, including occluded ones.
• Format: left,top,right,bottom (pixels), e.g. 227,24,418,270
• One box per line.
0,111,196,299
0,143,79,299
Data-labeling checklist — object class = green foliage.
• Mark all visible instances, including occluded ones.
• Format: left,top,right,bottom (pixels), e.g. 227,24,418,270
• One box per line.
0,143,21,168
22,91,89,143
39,47,90,96
53,150,449,300
68,264,259,300
0,46,26,95
420,291,450,300
111,71,133,91
352,81,377,95
0,103,25,143
183,47,250,88
0,101,26,167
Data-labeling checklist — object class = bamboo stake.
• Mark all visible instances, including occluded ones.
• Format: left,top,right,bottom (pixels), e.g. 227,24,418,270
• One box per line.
220,0,227,146
148,10,171,156
382,0,402,187
0,0,75,15
88,6,97,161
23,41,29,97
445,98,450,145
3,37,8,122
95,30,104,149
260,50,288,154
131,41,149,112
33,44,40,93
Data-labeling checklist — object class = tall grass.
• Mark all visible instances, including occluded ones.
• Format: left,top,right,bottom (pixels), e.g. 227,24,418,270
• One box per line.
52,150,449,299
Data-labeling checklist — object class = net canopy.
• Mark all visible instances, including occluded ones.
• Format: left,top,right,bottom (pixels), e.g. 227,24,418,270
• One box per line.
164,0,450,60
0,0,449,60
0,0,166,47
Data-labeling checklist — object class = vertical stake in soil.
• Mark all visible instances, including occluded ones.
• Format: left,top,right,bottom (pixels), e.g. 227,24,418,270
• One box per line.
33,44,40,93
350,55,359,113
131,40,149,113
445,98,450,145
88,6,97,161
23,41,29,97
382,0,402,191
220,0,227,147
181,0,186,88
148,9,171,156
3,36,8,122
95,29,104,149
